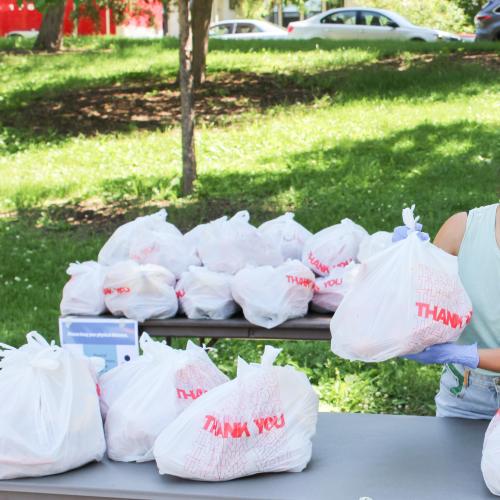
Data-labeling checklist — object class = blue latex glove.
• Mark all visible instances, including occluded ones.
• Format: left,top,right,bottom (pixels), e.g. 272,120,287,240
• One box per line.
404,343,479,369
392,223,430,242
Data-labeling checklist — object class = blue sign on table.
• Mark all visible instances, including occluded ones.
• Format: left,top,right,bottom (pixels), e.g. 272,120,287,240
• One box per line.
59,317,139,372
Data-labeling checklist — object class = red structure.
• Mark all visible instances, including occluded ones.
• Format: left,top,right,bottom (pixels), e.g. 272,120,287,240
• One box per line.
0,0,116,37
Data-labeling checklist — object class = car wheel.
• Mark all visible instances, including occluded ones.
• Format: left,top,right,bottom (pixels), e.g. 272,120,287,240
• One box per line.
410,37,426,42
495,32,500,41
7,34,23,39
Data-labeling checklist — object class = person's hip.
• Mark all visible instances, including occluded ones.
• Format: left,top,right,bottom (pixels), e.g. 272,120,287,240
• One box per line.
435,363,500,419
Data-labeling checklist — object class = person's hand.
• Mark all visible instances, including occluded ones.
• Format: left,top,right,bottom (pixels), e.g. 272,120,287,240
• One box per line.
404,342,479,369
392,222,430,242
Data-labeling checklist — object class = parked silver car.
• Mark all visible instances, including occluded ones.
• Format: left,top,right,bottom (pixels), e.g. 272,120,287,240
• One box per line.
475,0,500,41
287,7,461,42
209,20,287,40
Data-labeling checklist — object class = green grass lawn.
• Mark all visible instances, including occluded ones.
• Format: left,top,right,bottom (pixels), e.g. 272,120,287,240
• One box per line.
0,36,499,416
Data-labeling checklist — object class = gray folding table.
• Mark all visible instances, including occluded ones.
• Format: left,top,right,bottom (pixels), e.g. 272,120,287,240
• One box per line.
140,313,332,346
0,412,494,500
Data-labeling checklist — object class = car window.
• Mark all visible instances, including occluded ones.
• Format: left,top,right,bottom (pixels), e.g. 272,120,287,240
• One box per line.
235,23,261,33
209,23,233,36
320,11,357,25
360,11,394,27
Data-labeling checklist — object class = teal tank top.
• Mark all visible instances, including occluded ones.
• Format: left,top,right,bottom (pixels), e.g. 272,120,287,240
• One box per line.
457,203,500,375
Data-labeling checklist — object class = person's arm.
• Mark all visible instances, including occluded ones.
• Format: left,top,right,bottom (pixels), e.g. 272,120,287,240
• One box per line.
478,349,500,372
433,212,467,255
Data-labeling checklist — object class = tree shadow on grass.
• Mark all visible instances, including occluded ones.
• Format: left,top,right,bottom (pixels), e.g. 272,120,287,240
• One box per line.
9,120,499,237
1,50,499,155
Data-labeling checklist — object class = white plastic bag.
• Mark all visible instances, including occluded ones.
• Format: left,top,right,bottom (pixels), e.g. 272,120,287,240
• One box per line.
231,260,315,329
60,261,107,316
100,333,229,462
258,213,312,261
98,209,183,267
184,216,228,260
103,260,178,321
176,266,238,320
153,346,318,481
330,207,473,362
197,211,283,274
0,332,106,479
129,228,200,280
357,231,394,263
302,218,368,276
311,265,357,313
482,410,500,495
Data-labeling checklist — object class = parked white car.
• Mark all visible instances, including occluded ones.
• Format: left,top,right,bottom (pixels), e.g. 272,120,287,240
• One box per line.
287,8,461,42
5,29,38,38
209,20,287,40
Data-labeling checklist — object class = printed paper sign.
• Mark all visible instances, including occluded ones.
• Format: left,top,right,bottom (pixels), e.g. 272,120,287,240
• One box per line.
59,316,139,372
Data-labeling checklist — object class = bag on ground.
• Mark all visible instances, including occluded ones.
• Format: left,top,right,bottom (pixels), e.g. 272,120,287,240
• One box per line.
311,266,357,313
153,345,318,481
481,410,500,496
98,209,185,268
258,213,312,261
103,260,178,321
0,332,106,479
231,260,315,329
60,261,107,316
330,207,473,362
100,333,229,462
176,266,238,320
302,218,368,276
357,231,394,263
197,211,283,274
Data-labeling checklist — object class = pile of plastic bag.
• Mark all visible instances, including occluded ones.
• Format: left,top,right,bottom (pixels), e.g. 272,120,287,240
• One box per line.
58,204,473,352
0,333,318,482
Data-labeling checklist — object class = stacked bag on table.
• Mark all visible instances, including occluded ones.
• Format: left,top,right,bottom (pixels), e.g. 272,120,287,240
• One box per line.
59,208,372,328
0,332,318,482
59,204,473,361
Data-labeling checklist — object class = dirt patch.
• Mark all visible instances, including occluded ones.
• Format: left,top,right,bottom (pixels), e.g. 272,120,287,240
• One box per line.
1,72,324,137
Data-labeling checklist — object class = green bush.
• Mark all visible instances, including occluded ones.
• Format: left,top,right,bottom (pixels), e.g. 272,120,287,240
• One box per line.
361,0,468,32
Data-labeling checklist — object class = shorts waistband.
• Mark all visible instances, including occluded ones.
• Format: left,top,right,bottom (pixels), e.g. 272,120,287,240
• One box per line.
451,364,500,387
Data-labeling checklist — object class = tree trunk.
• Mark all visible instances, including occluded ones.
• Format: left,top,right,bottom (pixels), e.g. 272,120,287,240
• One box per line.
321,0,327,11
276,0,283,26
178,0,197,196
191,0,213,87
34,0,66,52
162,0,169,36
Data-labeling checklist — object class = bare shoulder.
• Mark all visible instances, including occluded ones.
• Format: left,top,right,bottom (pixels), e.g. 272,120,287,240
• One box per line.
433,212,467,256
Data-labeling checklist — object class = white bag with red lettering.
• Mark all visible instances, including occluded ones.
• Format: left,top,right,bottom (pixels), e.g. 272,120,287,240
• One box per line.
302,218,368,276
357,231,394,263
258,213,312,261
103,260,178,322
330,208,472,362
482,410,500,495
0,332,106,479
60,261,107,316
153,346,318,481
311,265,357,313
176,266,238,320
100,333,229,462
197,211,283,275
99,209,182,266
231,260,315,329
